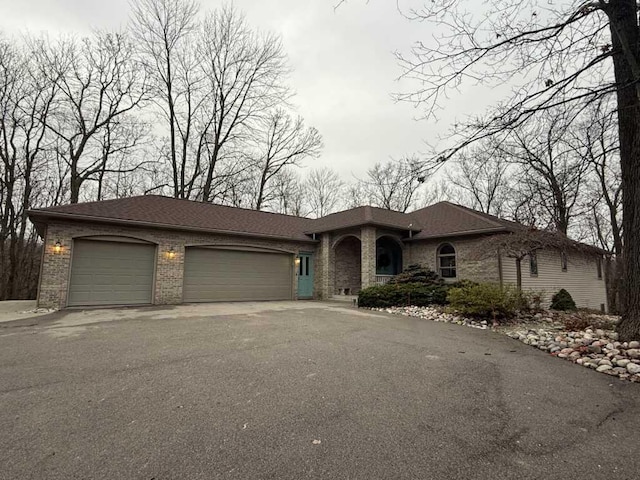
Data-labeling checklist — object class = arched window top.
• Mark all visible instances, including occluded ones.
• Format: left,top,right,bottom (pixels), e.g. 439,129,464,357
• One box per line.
438,243,456,278
439,243,455,255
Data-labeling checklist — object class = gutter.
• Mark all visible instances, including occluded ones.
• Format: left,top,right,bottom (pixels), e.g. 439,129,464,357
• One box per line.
304,220,422,236
403,227,510,241
27,210,319,244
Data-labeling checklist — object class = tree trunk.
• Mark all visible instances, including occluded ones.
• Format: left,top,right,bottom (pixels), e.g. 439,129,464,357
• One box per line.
605,257,619,314
515,258,522,291
70,171,81,204
255,168,269,211
608,0,640,340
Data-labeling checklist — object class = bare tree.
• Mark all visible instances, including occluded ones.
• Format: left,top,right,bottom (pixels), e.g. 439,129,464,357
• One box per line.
448,142,511,216
130,0,200,199
249,109,322,211
421,178,455,207
196,5,292,203
0,36,57,299
571,98,623,312
270,168,307,217
39,32,149,203
497,109,590,234
132,1,293,202
305,167,343,218
343,182,369,209
93,116,151,200
386,0,640,338
360,157,425,212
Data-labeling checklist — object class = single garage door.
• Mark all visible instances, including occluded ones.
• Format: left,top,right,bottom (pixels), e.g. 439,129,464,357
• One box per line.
68,240,156,307
183,248,293,302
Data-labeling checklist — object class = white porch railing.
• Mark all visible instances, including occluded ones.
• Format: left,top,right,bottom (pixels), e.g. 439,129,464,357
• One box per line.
375,275,393,286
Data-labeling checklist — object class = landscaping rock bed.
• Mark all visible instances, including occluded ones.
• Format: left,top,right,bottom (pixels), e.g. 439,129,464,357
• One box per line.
373,306,640,383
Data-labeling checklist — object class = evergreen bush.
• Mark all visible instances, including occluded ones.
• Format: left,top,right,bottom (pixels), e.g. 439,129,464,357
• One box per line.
550,288,577,311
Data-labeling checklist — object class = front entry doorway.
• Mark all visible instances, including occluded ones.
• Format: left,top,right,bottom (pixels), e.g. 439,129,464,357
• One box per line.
297,253,314,299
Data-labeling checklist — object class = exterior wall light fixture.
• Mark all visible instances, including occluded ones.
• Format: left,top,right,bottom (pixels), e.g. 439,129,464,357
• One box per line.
167,246,176,259
54,240,62,254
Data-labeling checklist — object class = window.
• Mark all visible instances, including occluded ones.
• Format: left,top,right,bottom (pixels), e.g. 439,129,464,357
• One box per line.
560,252,567,272
529,251,538,276
597,257,603,280
438,243,457,278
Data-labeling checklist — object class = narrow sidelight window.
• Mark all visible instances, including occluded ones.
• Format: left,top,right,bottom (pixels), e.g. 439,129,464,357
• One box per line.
529,251,538,276
597,257,603,280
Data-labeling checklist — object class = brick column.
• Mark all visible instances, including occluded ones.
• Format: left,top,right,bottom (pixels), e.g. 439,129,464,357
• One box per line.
320,233,334,299
155,242,184,305
37,225,72,309
360,226,377,289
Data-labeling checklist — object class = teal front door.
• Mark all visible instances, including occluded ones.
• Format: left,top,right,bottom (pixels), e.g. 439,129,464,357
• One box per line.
297,253,314,299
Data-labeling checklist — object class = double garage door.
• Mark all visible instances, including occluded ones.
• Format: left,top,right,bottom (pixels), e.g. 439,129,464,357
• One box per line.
67,240,293,307
183,247,293,302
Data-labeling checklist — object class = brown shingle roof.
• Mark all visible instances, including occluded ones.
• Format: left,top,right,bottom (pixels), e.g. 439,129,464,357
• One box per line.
408,202,514,239
29,195,317,242
305,205,419,234
27,196,529,243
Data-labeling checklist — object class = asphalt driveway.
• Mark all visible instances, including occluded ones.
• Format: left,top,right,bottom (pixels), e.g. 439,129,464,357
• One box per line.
1,301,639,480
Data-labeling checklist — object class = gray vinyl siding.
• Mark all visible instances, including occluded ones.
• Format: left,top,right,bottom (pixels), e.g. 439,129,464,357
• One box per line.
183,247,294,302
68,240,155,306
501,249,607,311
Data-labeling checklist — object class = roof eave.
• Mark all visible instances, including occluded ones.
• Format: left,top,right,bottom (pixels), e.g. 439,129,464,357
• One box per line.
27,210,319,244
304,221,421,235
404,226,511,241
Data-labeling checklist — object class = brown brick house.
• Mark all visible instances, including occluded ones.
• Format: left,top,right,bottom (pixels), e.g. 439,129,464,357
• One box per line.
28,195,608,310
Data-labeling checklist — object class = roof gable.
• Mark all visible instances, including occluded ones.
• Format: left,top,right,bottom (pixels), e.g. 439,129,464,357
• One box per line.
408,202,513,239
305,205,418,234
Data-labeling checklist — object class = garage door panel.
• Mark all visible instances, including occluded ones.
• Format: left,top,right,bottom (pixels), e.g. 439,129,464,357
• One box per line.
183,248,292,302
68,240,155,307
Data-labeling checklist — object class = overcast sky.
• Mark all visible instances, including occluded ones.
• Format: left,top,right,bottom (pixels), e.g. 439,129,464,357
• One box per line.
0,0,496,181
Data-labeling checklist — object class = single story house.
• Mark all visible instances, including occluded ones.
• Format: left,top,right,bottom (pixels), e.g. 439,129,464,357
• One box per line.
28,195,608,311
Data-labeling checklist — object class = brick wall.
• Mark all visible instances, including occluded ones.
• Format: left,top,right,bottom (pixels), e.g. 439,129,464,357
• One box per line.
407,235,500,283
39,220,319,309
334,235,362,294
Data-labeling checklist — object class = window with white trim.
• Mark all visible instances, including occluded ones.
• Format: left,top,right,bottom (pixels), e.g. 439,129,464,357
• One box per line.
438,243,457,278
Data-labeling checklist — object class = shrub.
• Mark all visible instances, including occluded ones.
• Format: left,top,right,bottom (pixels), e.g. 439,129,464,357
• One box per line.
358,282,449,308
447,282,525,321
550,289,577,311
528,290,546,312
388,265,443,285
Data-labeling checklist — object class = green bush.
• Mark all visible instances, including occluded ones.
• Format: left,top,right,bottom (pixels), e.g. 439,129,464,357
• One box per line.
358,282,449,308
388,265,443,285
447,282,525,321
550,289,577,311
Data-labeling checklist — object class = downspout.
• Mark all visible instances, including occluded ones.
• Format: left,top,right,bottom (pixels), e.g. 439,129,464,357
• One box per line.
408,224,413,266
497,247,503,288
35,224,48,308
